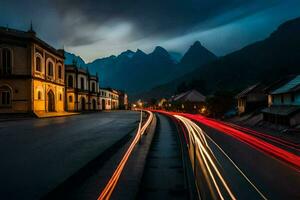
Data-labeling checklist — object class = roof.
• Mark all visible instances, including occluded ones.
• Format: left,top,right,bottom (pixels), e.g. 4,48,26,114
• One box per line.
235,83,265,99
271,75,300,95
264,75,297,94
0,26,64,58
170,90,206,102
262,106,300,116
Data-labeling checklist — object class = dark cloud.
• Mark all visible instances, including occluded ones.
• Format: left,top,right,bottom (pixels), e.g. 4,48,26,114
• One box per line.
1,0,299,61
52,0,277,39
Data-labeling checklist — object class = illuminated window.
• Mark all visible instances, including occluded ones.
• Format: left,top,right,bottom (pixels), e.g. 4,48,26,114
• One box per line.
36,57,41,72
2,48,12,75
48,62,53,76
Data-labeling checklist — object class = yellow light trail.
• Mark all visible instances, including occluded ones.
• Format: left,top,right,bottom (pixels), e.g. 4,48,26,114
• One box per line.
98,110,154,200
175,115,236,200
174,115,267,200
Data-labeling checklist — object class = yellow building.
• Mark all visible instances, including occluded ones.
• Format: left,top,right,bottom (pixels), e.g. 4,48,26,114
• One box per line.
65,64,100,111
100,88,119,110
0,26,65,114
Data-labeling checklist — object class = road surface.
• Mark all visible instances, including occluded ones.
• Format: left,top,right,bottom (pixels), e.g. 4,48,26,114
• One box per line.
158,111,300,200
0,111,139,200
137,114,188,199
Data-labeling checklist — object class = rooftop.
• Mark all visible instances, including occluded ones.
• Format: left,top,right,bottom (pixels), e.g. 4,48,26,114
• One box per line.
271,75,300,95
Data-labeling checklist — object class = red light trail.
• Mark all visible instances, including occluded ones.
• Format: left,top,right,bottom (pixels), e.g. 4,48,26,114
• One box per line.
97,110,154,200
154,110,300,170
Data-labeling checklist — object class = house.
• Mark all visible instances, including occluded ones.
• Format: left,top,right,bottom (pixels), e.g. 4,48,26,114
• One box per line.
99,88,119,110
168,89,206,113
0,26,65,114
65,64,100,111
117,90,128,110
262,75,300,126
235,83,267,115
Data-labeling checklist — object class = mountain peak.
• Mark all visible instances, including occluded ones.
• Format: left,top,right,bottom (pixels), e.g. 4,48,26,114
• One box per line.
119,50,135,58
179,41,217,72
152,46,169,56
193,41,202,47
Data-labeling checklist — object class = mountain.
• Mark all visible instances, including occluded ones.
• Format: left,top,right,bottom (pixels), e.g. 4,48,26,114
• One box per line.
64,52,86,66
169,52,183,63
178,41,217,73
138,17,300,100
65,42,217,98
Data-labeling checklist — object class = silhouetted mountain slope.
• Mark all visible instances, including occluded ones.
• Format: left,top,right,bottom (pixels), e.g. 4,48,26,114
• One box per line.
66,43,216,97
138,17,300,101
178,41,217,73
64,52,86,66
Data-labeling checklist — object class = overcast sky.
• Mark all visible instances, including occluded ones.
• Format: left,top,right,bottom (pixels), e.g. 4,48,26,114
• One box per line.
1,0,299,62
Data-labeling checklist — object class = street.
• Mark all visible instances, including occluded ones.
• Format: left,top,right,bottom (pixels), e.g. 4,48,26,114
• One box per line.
160,111,300,200
0,111,139,200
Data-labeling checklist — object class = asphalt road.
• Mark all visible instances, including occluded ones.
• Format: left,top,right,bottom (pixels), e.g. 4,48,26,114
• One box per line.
197,122,300,200
0,111,139,200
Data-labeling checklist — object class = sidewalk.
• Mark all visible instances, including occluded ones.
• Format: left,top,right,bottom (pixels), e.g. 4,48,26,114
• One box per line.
34,111,79,118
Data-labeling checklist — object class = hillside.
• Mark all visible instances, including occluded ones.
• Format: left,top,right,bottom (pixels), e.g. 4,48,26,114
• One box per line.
65,42,216,97
138,17,300,101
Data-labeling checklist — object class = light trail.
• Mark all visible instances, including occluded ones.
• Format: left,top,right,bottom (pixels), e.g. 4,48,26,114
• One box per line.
174,115,268,200
222,122,300,152
97,110,154,200
180,113,300,169
174,115,237,200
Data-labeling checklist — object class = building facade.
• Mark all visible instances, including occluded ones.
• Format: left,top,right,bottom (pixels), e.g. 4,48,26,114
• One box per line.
65,64,100,111
100,88,119,110
262,75,300,126
235,83,267,115
0,26,65,114
117,90,128,110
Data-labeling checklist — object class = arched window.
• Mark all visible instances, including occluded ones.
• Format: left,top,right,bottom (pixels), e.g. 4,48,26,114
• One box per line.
68,75,73,88
0,86,12,107
48,62,53,76
36,56,42,72
58,65,62,79
2,48,12,75
38,91,42,100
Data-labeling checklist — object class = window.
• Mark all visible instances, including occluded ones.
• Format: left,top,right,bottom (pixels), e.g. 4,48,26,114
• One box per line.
68,76,73,88
69,96,73,102
2,48,12,75
281,95,284,104
92,82,96,92
58,65,62,79
291,93,295,102
36,57,42,72
59,94,62,101
80,77,84,90
0,86,11,106
48,62,53,76
38,91,42,100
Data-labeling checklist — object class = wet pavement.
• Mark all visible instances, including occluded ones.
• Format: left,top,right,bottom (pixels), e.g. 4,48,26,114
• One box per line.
198,123,300,200
0,111,139,200
137,114,188,199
